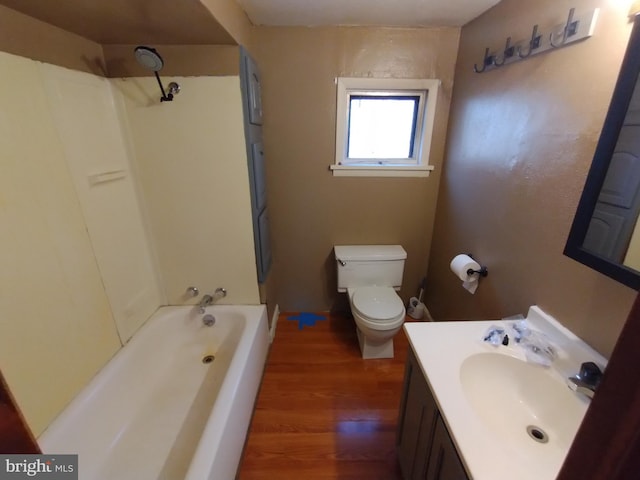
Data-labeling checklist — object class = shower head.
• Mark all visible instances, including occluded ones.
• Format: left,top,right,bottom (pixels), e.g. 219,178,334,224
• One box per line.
134,46,164,72
133,45,179,102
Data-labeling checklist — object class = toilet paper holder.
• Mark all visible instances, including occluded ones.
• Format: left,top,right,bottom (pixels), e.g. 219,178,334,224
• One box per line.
466,254,489,277
467,266,488,277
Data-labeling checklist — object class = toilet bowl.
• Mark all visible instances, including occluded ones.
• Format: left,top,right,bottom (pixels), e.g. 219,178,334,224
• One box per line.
348,286,405,359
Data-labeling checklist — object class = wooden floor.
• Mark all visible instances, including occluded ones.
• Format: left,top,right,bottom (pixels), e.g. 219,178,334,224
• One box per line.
237,312,412,480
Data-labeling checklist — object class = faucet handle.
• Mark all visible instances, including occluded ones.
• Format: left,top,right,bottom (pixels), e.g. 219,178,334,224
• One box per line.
186,286,199,297
578,362,603,387
214,287,227,298
567,362,604,399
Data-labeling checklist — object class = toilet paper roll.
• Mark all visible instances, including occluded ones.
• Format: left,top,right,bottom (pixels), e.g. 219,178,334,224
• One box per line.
450,254,481,281
450,254,481,294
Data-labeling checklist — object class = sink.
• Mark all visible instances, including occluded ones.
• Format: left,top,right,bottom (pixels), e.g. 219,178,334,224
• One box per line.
405,308,606,480
459,353,587,453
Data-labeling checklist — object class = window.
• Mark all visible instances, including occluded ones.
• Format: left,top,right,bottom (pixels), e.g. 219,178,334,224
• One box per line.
331,77,440,177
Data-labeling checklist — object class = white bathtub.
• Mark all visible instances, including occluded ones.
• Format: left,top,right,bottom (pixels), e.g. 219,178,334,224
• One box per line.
39,305,269,480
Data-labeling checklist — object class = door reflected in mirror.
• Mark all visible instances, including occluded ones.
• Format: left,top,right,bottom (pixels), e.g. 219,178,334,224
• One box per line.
565,15,640,289
583,73,640,269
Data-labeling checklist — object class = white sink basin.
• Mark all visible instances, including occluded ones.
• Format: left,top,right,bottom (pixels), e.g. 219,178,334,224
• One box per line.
459,353,587,452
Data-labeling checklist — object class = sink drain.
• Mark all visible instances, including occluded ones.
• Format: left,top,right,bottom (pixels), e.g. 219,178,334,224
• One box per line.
202,355,215,364
526,425,549,444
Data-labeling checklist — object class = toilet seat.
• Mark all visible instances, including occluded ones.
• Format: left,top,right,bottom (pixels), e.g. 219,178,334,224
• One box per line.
351,286,404,323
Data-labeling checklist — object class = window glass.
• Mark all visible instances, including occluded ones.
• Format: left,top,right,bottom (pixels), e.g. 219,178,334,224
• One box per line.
347,95,419,159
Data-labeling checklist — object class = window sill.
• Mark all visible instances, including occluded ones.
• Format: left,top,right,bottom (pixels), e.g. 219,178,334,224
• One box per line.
329,164,435,178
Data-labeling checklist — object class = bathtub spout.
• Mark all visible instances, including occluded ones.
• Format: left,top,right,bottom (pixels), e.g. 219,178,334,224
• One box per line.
198,288,226,313
198,294,214,313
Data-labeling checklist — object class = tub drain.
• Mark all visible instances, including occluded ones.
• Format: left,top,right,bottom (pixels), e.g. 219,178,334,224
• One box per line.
202,355,215,364
526,425,549,444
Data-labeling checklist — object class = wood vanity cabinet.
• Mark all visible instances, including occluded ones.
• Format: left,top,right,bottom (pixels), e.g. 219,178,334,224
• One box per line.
396,347,469,480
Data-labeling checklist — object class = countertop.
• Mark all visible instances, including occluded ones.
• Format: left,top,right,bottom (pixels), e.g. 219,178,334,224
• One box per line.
403,306,607,480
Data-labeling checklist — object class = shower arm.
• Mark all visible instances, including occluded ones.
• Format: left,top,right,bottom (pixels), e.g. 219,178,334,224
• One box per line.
154,71,172,102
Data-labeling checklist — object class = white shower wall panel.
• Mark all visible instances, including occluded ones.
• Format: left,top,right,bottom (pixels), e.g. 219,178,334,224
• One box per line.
111,76,260,306
41,63,164,343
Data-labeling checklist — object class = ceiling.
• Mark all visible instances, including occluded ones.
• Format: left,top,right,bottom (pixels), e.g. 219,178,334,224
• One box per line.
0,0,236,45
0,0,501,47
234,0,502,27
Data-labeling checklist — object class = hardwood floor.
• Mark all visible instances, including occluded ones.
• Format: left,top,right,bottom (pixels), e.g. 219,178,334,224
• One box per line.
237,312,412,480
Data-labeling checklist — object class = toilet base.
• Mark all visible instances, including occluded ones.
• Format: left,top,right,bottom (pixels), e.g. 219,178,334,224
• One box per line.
357,328,394,359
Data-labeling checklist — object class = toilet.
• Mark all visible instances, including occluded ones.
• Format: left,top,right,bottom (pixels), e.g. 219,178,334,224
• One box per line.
334,245,407,359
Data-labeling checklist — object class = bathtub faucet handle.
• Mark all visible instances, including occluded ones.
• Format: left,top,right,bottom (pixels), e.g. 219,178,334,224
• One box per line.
186,286,199,297
214,287,227,298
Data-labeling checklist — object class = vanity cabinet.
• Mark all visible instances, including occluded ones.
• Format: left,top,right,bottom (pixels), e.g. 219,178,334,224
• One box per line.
426,416,469,480
397,348,469,480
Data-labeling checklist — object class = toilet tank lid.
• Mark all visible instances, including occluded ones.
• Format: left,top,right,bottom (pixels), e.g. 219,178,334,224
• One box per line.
334,245,407,261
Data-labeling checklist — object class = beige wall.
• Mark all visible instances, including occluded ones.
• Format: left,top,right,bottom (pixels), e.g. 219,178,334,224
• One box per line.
200,0,253,47
113,76,261,305
0,4,242,78
0,51,121,436
426,0,637,357
249,26,460,311
0,4,105,75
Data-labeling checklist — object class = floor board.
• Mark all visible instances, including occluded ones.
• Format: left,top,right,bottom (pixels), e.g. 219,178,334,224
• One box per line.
237,312,412,479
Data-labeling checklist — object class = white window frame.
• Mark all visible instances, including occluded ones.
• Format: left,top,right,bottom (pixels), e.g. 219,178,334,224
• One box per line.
331,77,440,177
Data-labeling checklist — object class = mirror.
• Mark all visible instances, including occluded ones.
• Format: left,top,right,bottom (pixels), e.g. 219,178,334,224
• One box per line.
565,15,640,290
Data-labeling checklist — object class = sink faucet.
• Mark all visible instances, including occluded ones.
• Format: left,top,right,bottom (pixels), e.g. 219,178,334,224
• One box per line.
567,362,603,399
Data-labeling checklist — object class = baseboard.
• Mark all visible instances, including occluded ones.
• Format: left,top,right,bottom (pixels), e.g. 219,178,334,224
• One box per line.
269,304,280,343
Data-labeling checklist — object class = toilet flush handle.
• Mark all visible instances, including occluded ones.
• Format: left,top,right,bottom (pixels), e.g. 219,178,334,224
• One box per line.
338,259,346,266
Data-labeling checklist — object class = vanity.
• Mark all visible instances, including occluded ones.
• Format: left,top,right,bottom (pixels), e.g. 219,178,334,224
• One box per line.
397,346,468,480
396,306,607,480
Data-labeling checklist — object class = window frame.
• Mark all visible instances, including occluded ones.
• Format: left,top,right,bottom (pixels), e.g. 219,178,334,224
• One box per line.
331,77,440,178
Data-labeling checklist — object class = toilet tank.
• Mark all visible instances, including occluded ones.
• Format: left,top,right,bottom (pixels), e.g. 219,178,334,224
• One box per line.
335,245,407,292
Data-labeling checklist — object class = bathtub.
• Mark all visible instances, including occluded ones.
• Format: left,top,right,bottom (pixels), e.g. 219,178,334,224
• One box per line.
39,305,269,480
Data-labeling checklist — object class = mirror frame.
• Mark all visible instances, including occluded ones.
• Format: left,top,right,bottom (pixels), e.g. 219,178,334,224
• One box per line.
565,15,640,290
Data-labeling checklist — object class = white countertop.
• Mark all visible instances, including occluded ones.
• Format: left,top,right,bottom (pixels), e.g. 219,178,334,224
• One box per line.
404,306,607,480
